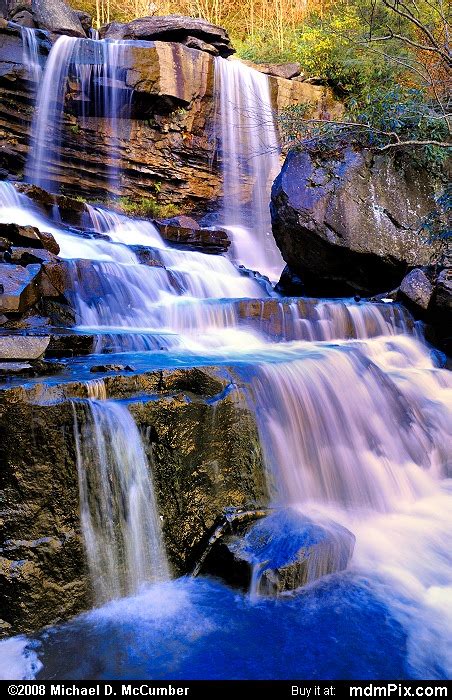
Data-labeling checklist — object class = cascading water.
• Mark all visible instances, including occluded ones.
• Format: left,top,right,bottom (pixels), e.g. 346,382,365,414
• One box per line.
26,36,133,192
1,29,452,682
214,58,285,280
20,26,42,83
73,399,169,603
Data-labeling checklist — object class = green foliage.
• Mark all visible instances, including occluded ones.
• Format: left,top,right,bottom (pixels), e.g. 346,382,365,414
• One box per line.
116,196,179,220
346,86,450,172
279,84,450,172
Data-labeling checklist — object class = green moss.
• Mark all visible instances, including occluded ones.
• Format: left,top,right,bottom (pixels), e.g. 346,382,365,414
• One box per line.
117,196,179,220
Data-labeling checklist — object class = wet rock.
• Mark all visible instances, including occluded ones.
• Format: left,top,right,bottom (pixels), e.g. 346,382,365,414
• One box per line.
90,364,135,373
0,366,266,633
157,222,230,253
434,268,452,317
0,222,59,254
399,268,433,312
46,332,95,357
130,245,163,267
0,360,33,374
40,297,75,326
160,214,200,230
426,267,452,355
199,509,355,594
15,184,88,227
3,310,50,330
100,15,234,58
32,0,85,37
275,264,305,295
271,147,441,295
0,334,50,359
0,263,41,313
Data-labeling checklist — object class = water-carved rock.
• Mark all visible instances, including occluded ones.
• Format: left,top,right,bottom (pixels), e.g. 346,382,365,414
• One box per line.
0,367,267,634
198,508,355,594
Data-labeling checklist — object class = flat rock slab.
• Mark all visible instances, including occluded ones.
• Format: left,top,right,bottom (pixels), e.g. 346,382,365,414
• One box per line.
0,361,33,375
0,334,50,359
100,15,234,57
0,263,41,313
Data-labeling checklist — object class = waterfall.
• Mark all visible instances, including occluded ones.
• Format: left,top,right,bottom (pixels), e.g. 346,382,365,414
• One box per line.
25,35,77,191
214,58,285,280
248,336,452,512
20,26,42,83
73,399,169,603
25,36,133,193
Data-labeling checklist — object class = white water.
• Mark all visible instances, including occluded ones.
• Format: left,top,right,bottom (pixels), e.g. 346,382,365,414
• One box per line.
215,58,285,280
25,36,133,191
0,637,42,680
73,400,169,603
20,26,42,83
25,35,78,190
246,333,452,677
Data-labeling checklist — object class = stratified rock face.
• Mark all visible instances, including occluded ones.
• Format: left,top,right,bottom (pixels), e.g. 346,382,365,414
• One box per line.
0,367,267,635
0,21,341,211
199,509,355,594
0,26,222,209
32,0,85,37
100,15,235,58
271,146,440,295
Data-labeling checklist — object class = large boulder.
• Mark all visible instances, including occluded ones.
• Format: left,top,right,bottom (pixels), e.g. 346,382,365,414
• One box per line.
198,508,355,594
100,15,234,57
271,146,441,295
32,0,85,37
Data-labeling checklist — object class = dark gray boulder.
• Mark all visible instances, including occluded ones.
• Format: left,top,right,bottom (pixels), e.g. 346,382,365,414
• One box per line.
399,268,433,312
100,15,234,57
271,146,441,296
32,0,85,37
74,8,91,34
